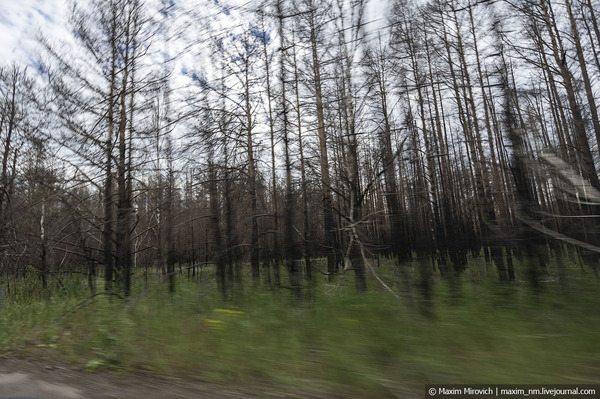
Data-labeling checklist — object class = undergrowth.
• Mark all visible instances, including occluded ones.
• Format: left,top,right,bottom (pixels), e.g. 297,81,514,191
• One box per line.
1,257,599,398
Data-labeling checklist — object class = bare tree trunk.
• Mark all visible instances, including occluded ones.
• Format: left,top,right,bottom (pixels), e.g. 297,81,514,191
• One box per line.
565,0,600,150
278,1,302,300
309,11,338,282
336,0,367,292
451,2,507,279
0,67,20,259
115,7,133,296
541,0,599,189
209,156,225,296
244,56,260,283
292,31,312,282
260,11,279,288
104,8,118,292
40,200,48,290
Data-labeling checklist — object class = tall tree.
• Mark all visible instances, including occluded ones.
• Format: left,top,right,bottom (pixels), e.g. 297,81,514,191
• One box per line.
41,0,158,295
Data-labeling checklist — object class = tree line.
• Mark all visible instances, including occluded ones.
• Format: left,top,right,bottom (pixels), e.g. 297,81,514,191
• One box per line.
1,0,600,299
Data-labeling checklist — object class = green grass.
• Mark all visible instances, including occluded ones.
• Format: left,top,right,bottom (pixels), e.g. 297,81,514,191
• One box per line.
1,257,599,398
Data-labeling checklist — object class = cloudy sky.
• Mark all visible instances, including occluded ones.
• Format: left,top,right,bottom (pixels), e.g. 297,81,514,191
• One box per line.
0,0,275,76
0,0,393,66
0,0,394,116
0,0,70,65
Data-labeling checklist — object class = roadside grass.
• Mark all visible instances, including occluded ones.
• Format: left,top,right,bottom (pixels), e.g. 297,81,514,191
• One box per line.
1,257,599,397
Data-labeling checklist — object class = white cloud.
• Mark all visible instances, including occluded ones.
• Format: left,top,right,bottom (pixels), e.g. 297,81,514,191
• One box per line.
0,0,70,66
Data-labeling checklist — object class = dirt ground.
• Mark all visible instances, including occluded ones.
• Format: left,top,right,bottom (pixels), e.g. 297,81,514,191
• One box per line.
0,356,341,399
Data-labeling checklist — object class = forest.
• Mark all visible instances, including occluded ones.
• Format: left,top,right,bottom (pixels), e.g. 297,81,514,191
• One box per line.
1,0,600,396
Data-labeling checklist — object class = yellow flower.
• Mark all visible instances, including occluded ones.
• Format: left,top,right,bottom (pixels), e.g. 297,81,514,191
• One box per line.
214,309,244,316
204,319,224,330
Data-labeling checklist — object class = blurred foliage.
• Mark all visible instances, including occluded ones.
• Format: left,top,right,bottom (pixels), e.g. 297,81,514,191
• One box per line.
0,255,599,398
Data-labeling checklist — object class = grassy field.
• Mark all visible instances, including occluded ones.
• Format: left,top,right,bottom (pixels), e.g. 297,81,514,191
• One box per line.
1,256,599,397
